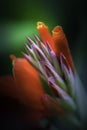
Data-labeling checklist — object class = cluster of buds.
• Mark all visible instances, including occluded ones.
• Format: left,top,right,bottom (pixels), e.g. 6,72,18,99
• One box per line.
22,22,87,129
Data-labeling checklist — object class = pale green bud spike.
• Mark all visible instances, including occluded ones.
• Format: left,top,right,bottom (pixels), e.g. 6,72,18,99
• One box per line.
31,41,64,85
31,44,49,80
30,44,40,63
33,34,42,48
38,61,48,80
34,34,52,63
22,52,37,69
44,63,67,91
50,50,62,77
24,43,35,59
48,78,76,112
68,68,76,98
22,52,45,79
42,44,52,63
31,41,54,70
46,41,62,76
31,43,42,61
60,54,76,98
31,42,46,61
26,36,35,45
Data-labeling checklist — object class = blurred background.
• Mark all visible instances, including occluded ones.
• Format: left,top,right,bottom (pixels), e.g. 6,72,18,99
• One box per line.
0,0,87,129
0,0,87,86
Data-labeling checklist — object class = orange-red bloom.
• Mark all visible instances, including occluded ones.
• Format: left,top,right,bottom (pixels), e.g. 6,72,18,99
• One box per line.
0,21,74,112
1,21,75,128
10,55,45,110
0,21,87,130
37,22,75,73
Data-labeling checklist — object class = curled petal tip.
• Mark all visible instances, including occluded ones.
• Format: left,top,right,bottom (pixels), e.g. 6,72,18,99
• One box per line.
52,26,63,36
52,26,75,73
37,22,47,29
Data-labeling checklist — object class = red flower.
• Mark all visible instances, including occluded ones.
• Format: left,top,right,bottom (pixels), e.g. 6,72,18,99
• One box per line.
1,21,76,128
37,22,75,73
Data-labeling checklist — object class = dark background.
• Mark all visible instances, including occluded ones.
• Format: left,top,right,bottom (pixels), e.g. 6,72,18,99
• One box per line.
0,0,87,87
0,0,87,129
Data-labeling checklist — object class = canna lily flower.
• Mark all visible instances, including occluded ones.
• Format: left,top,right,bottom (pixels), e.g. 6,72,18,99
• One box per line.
0,21,87,129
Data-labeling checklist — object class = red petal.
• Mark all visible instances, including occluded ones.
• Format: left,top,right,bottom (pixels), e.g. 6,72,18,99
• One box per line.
52,26,75,73
37,22,75,73
37,22,54,46
11,55,45,110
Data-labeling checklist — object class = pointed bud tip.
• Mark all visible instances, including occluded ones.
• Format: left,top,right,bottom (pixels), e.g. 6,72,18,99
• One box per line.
34,34,40,42
26,36,34,45
45,41,52,52
60,53,70,71
10,55,17,61
22,52,28,58
60,53,66,60
24,43,28,48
